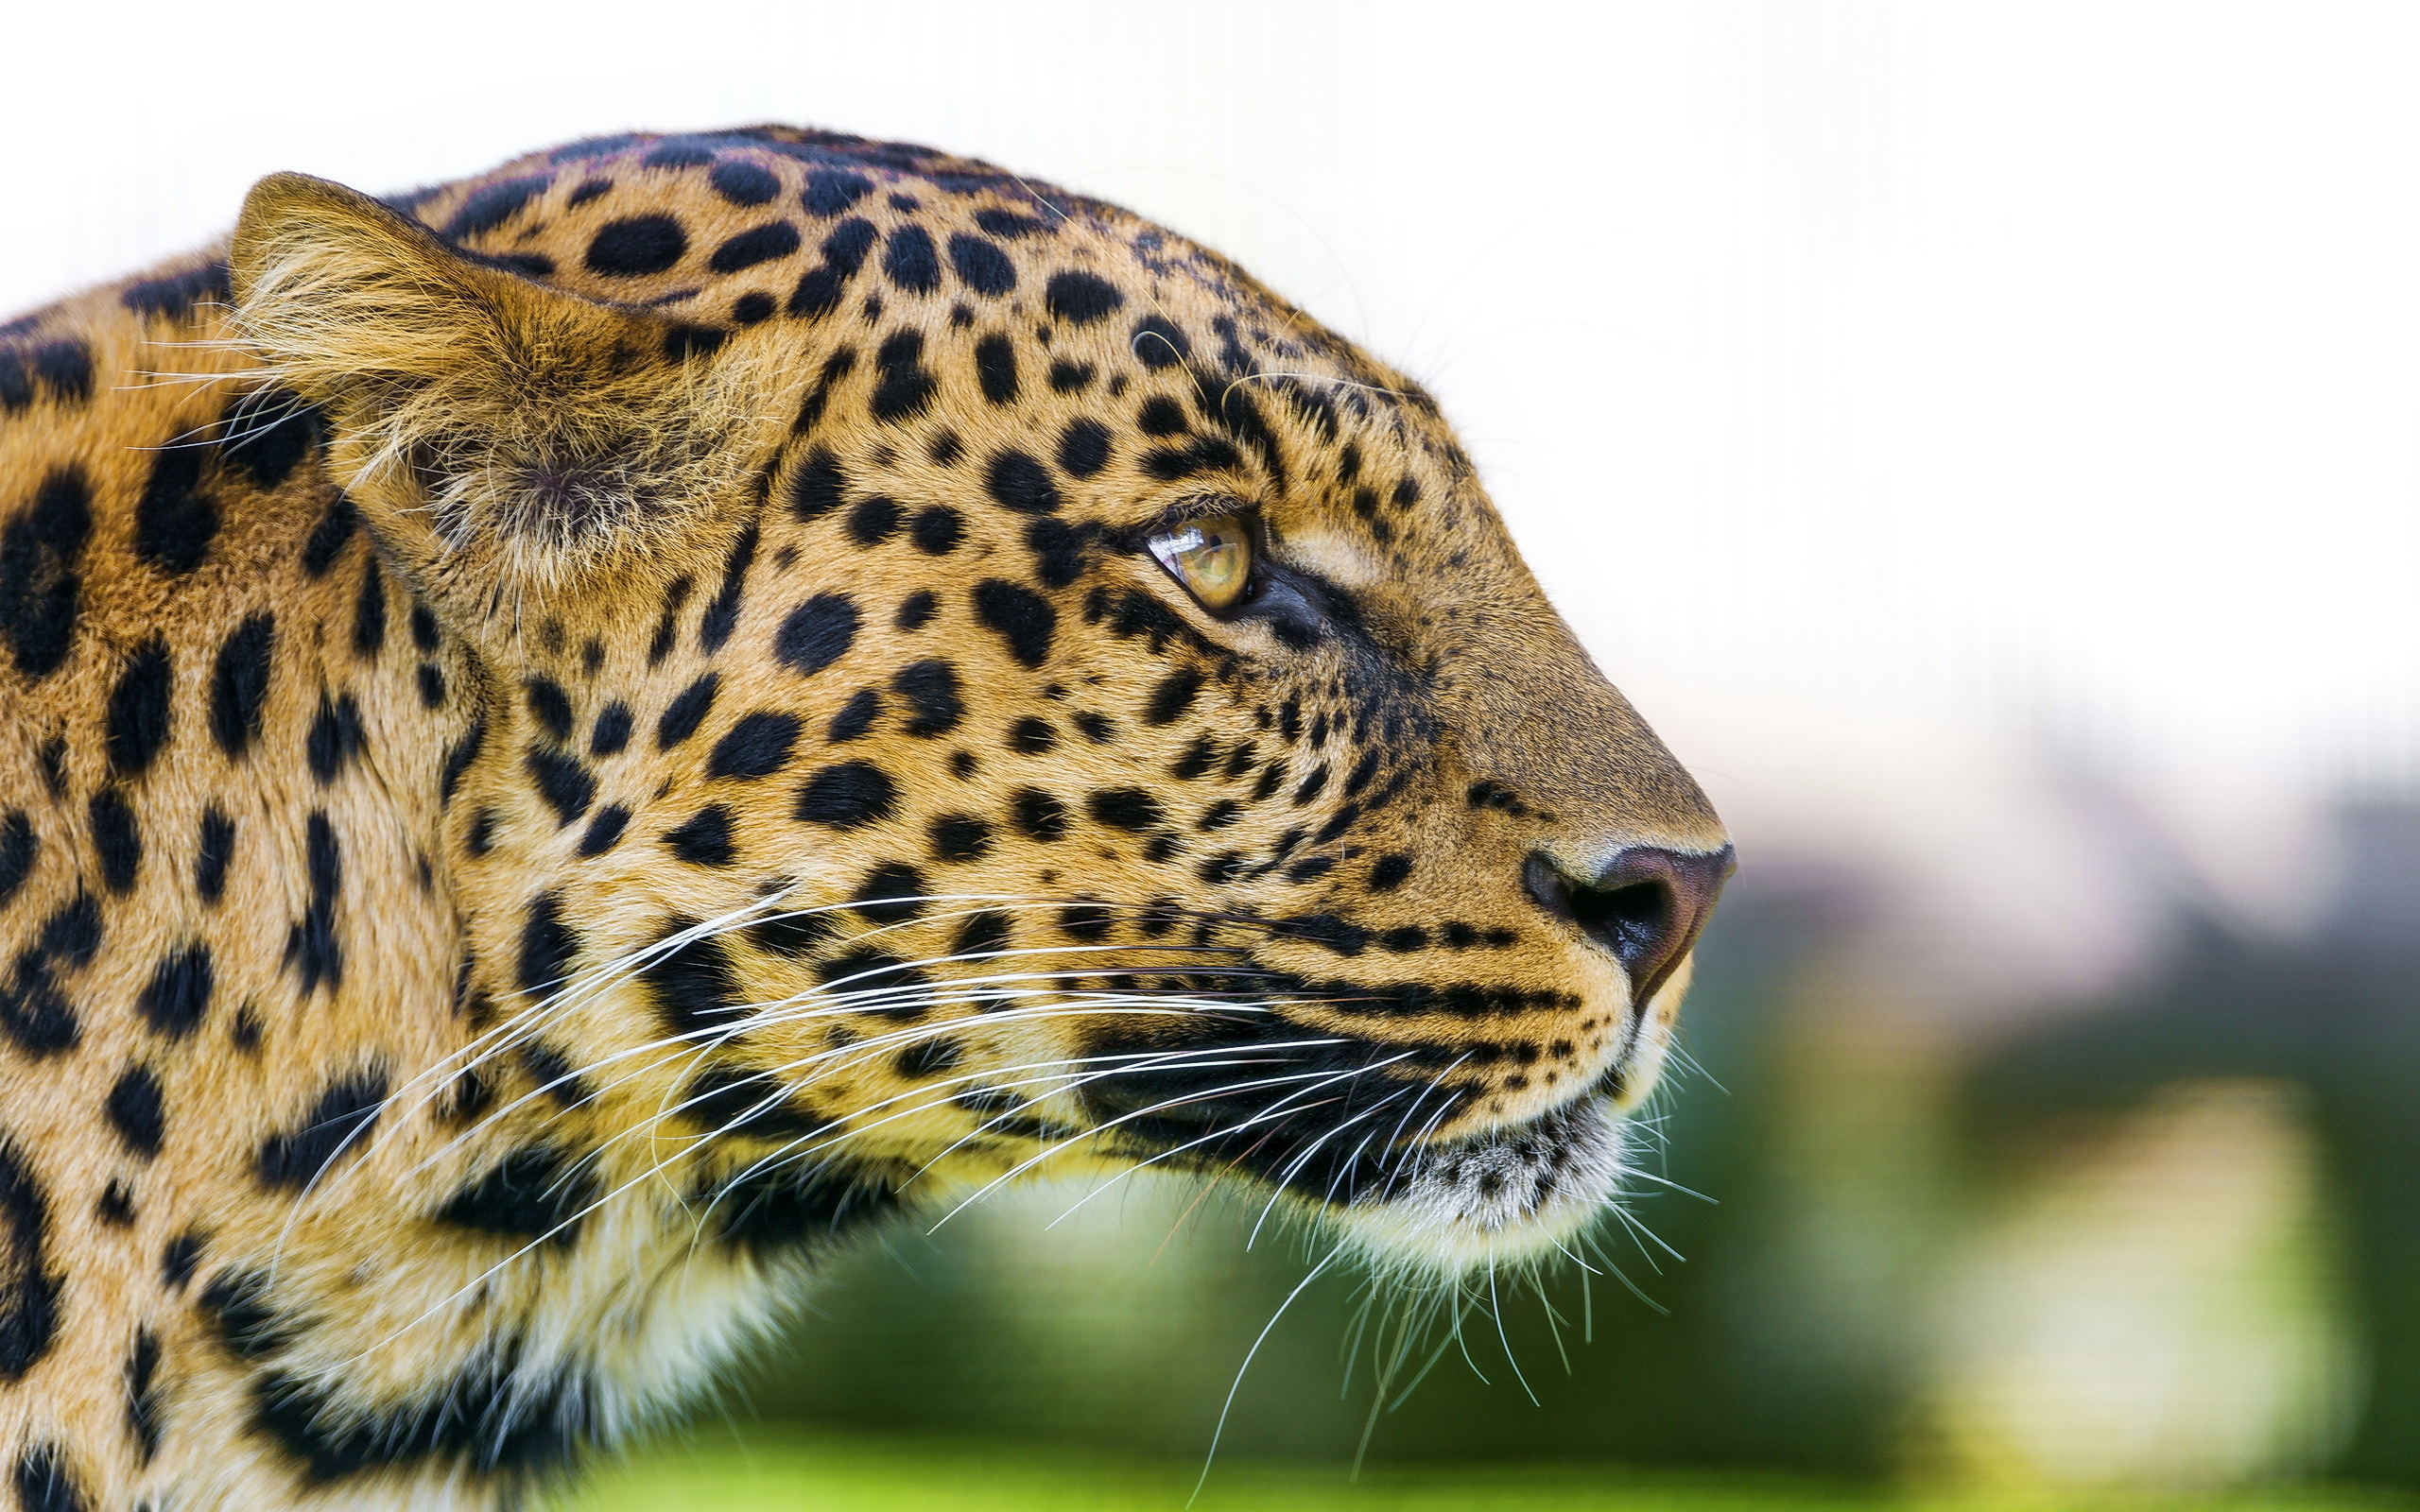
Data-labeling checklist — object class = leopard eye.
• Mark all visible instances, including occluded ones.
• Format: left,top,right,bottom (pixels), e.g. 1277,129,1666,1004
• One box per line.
1147,512,1254,612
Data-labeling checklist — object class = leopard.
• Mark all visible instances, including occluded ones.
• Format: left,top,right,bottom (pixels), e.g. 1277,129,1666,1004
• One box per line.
0,125,1732,1510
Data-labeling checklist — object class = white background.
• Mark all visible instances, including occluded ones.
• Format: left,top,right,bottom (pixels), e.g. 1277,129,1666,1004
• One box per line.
4,2,2413,987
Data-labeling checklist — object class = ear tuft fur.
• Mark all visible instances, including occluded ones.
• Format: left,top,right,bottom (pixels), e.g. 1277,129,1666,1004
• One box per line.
230,172,776,584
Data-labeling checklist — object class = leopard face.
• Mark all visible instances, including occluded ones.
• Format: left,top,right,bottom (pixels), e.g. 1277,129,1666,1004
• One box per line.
224,128,1731,1280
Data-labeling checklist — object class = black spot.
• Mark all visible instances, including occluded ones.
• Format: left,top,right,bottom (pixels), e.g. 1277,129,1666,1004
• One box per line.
870,330,937,422
10,1445,87,1512
1056,419,1112,479
846,495,903,545
648,576,693,665
895,1036,963,1081
0,939,80,1058
1142,437,1242,481
948,234,1016,297
975,208,1051,240
984,449,1062,513
796,762,895,830
661,323,725,361
789,218,879,317
106,1066,165,1159
305,693,366,783
702,1160,902,1259
804,169,874,216
192,808,236,905
972,579,1056,667
882,225,941,294
893,660,964,736
284,812,344,995
256,1071,389,1191
952,910,1013,961
827,688,881,742
707,160,779,206
1008,716,1057,754
1011,788,1068,842
656,673,720,749
444,174,552,237
929,431,965,466
160,1229,204,1291
1131,315,1191,369
664,806,736,867
851,863,929,923
974,334,1018,404
895,591,939,631
248,1335,609,1486
201,616,276,760
928,814,994,863
709,220,802,273
1137,395,1188,436
0,468,94,679
1045,271,1124,326
441,715,487,806
1369,853,1414,892
1280,914,1370,956
132,445,217,575
1288,855,1338,885
438,1146,598,1247
197,1268,287,1360
733,290,777,324
0,814,30,907
220,389,324,490
909,507,964,555
126,1327,164,1464
787,448,847,520
515,894,580,1002
590,702,633,756
525,679,574,743
524,747,596,826
9,343,91,407
708,712,802,781
136,944,214,1039
102,639,174,780
95,1181,133,1227
699,522,759,653
88,789,140,893
1145,667,1203,726
585,215,687,276
418,664,447,708
681,1065,830,1140
1047,360,1096,392
775,594,859,677
0,1143,58,1383
298,491,358,576
1072,711,1115,743
122,260,233,318
1089,788,1164,832
576,805,629,857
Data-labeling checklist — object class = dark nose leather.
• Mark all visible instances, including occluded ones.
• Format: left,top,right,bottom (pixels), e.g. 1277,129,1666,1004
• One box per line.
1524,844,1736,1006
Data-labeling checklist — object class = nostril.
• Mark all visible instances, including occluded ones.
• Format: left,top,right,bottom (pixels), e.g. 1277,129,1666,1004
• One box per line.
1524,845,1734,1007
1570,878,1675,960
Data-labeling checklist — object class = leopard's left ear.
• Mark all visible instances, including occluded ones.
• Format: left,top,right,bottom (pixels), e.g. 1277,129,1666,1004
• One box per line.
230,171,785,594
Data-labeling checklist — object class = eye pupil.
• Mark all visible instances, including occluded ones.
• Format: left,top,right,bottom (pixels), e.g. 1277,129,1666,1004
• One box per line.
1149,512,1254,611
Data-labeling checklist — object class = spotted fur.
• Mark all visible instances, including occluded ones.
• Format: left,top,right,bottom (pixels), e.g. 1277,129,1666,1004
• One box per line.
0,126,1729,1510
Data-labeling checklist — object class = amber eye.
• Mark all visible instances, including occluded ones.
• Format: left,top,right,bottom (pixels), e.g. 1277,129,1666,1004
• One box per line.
1147,512,1254,611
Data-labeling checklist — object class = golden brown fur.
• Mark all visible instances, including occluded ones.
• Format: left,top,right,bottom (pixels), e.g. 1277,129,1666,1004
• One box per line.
0,126,1727,1510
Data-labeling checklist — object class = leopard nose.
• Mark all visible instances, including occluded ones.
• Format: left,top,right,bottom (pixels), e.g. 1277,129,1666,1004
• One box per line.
1523,845,1736,1006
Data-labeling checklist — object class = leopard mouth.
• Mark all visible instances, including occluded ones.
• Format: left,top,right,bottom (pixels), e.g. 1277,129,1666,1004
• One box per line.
1076,1018,1634,1275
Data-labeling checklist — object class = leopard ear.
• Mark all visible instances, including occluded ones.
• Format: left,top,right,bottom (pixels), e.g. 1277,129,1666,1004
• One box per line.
229,172,780,595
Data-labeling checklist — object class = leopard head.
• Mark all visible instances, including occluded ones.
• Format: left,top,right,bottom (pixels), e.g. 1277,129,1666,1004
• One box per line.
228,129,1731,1278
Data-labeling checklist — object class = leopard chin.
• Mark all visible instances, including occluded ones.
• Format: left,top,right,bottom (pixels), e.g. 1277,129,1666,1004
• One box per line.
1327,1093,1633,1277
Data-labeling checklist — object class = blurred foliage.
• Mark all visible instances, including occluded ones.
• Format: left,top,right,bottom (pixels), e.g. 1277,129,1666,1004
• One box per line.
557,1433,2409,1512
